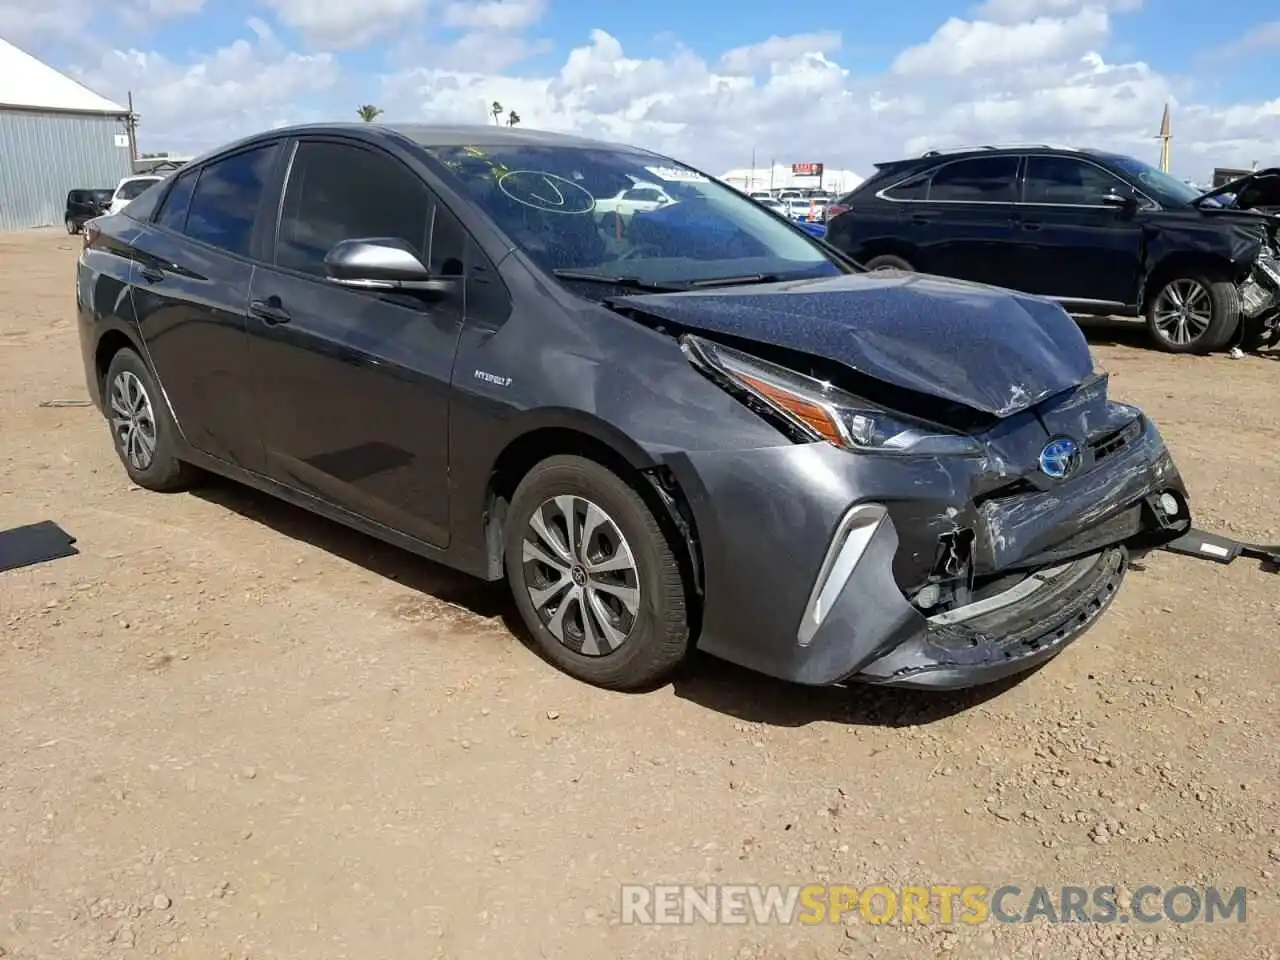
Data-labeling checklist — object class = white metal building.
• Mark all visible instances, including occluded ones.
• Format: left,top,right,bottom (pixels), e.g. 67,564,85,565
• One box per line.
0,37,135,231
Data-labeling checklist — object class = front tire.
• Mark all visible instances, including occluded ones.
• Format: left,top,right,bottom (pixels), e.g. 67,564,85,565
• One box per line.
1145,273,1239,354
504,455,691,690
863,254,914,272
65,217,78,234
103,348,200,492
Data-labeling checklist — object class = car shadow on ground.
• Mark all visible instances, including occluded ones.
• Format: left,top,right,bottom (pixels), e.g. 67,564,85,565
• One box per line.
190,475,510,619
192,477,1034,729
668,654,1028,728
1074,315,1153,349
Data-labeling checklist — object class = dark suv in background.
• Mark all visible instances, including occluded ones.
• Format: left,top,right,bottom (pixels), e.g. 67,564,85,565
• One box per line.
64,188,112,234
826,146,1280,354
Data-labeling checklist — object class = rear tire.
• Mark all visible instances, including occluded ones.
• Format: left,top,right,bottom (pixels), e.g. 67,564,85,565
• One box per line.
504,455,691,690
1145,273,1239,354
103,348,201,492
65,217,78,235
863,254,914,272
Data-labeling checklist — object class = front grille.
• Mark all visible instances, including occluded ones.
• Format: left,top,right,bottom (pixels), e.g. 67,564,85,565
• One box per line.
1090,417,1142,465
973,477,1037,506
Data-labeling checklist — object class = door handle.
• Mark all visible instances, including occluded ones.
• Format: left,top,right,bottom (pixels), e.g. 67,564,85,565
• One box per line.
1019,221,1043,232
909,213,936,224
138,266,165,283
249,298,291,325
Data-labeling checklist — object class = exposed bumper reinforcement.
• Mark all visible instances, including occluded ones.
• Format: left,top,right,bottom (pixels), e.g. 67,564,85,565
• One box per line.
853,545,1128,690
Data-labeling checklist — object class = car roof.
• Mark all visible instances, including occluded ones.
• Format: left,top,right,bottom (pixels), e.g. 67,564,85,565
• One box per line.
901,144,1123,165
217,121,651,155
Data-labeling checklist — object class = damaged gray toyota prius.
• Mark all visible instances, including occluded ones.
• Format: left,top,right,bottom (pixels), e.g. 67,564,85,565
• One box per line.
77,123,1193,692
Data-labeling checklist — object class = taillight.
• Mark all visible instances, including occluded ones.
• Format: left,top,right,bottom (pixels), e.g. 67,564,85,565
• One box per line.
82,220,100,251
826,203,850,219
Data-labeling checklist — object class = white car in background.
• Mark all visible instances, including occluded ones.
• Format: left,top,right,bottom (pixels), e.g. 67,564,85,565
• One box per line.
755,196,787,215
594,181,675,220
784,195,828,222
107,174,165,215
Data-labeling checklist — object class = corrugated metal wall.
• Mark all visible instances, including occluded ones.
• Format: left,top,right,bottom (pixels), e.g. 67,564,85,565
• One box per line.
0,108,135,231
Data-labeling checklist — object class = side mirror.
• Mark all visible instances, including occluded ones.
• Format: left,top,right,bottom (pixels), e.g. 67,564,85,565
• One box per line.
324,238,457,295
1100,190,1135,209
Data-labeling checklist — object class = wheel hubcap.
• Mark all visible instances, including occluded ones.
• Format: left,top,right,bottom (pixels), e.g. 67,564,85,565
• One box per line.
1153,279,1212,346
522,495,640,656
108,370,157,471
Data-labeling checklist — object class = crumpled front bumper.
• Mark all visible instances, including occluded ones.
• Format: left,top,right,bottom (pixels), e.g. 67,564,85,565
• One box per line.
834,522,1131,690
1241,251,1280,344
663,412,1189,689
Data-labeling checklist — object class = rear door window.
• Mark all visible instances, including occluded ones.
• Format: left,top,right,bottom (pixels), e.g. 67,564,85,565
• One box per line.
182,144,281,257
929,157,1019,203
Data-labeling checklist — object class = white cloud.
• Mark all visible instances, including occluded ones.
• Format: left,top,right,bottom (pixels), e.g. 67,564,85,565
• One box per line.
973,0,1140,23
436,31,554,73
442,0,547,32
70,29,339,152
1200,20,1280,62
0,0,202,50
52,8,1280,182
719,32,842,74
259,0,429,49
145,0,203,15
892,8,1111,77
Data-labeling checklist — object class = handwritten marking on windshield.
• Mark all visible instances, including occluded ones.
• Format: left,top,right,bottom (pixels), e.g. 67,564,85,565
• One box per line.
497,171,596,215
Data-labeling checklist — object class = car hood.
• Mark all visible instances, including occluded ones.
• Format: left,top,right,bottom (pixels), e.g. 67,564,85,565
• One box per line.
1195,167,1280,211
611,272,1093,418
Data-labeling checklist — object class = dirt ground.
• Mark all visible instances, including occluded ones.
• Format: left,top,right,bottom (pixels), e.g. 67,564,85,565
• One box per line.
1,228,1278,960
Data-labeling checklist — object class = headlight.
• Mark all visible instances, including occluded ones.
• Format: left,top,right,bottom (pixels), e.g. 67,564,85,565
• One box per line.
681,334,983,456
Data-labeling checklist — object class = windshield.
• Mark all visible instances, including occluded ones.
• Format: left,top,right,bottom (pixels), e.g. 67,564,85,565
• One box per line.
117,178,159,201
1105,156,1221,208
422,143,842,287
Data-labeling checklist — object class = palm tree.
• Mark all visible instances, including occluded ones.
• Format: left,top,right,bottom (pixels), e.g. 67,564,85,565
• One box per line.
357,104,383,122
506,110,521,127
490,101,503,125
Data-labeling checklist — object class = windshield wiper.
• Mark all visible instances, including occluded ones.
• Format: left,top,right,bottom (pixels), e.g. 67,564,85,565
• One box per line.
552,269,684,292
683,273,784,288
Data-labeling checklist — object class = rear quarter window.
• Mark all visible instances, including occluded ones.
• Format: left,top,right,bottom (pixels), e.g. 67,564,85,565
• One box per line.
882,174,929,201
120,180,166,221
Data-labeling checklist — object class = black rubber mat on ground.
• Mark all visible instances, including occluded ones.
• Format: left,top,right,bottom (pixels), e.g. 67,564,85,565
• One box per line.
0,521,79,573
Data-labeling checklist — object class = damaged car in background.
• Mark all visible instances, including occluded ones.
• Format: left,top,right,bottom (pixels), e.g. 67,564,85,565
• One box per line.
77,123,1193,693
826,148,1280,354
1195,167,1280,351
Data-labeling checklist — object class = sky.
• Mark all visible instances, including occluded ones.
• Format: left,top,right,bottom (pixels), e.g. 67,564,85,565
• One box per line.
1,0,1277,181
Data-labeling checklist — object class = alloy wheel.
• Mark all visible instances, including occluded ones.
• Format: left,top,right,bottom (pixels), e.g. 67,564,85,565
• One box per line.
108,370,158,471
521,495,640,656
1152,279,1213,347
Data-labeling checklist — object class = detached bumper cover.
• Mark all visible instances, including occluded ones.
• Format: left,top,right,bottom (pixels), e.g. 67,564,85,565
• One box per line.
855,543,1127,690
664,413,1188,688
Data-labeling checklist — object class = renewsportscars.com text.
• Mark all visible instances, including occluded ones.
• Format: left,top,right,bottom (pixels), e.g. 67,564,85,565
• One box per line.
620,884,1247,926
